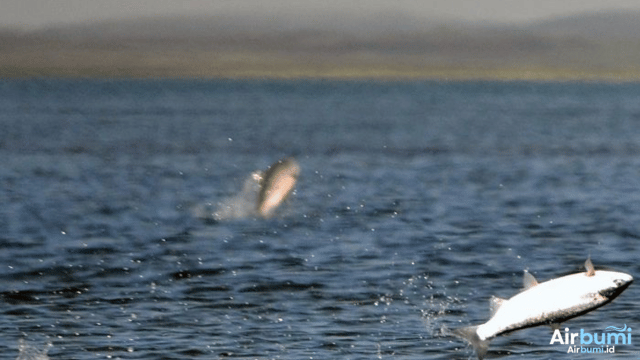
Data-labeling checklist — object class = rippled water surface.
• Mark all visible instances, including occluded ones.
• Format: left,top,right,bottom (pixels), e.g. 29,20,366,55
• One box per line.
1,80,640,359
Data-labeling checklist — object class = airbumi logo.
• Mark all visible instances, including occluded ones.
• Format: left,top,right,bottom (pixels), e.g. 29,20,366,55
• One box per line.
550,324,632,353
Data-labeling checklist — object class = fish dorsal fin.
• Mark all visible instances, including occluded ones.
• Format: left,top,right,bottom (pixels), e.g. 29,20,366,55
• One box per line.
489,296,506,317
523,270,539,290
585,257,595,277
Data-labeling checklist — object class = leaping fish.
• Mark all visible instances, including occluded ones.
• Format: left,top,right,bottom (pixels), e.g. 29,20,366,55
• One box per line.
453,258,633,359
256,157,300,218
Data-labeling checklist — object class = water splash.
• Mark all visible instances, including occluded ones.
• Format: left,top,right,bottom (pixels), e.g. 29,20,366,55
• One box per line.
213,170,263,220
398,273,463,338
193,171,263,221
16,339,51,360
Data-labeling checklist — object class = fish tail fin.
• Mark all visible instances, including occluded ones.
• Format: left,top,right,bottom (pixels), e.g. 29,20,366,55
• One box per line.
452,325,490,360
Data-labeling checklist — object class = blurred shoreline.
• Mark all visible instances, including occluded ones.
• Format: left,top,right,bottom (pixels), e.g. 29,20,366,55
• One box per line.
3,50,640,81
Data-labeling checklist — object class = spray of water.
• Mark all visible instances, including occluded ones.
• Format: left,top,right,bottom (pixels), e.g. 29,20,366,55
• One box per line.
190,171,265,221
16,339,51,360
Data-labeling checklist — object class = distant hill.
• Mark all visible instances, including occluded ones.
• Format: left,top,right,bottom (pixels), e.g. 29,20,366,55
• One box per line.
30,11,448,41
20,10,640,42
525,11,640,40
1,10,640,79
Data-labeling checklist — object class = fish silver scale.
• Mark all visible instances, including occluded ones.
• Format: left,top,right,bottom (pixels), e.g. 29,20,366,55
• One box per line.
477,270,622,340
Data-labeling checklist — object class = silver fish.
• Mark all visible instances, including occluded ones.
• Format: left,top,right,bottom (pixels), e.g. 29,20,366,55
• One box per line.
257,157,300,218
453,258,633,359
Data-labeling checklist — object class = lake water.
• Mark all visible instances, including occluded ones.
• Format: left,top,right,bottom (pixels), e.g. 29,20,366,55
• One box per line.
0,79,639,359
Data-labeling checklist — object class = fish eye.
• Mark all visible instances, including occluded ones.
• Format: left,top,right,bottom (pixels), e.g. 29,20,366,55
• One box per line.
614,279,625,286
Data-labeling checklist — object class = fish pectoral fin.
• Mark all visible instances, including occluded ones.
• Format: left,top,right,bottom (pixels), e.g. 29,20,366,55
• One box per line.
523,270,539,290
585,257,596,277
489,296,507,317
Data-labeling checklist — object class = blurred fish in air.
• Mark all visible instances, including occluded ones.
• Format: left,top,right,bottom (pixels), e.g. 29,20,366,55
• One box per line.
256,157,300,218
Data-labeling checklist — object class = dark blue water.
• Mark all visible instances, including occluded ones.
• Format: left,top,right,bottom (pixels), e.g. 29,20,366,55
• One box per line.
1,79,639,359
